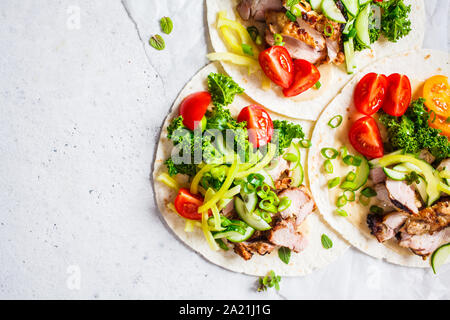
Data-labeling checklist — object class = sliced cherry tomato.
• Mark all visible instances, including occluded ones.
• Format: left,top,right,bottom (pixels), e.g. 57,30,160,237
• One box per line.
349,116,384,159
237,105,274,148
179,91,211,130
423,75,450,118
382,73,412,117
174,188,205,221
429,115,450,138
282,59,321,97
354,73,388,116
259,46,294,89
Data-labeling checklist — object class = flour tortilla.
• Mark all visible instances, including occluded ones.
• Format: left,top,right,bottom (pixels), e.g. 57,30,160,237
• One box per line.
206,0,426,121
308,49,450,268
153,62,349,276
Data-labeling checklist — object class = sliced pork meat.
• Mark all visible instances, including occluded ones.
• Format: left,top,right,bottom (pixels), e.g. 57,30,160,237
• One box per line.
398,227,450,257
266,156,290,182
402,199,450,236
237,0,284,21
370,167,387,184
418,150,436,164
437,158,450,171
374,183,397,211
234,242,254,260
267,218,307,253
385,179,420,214
367,211,409,243
277,186,316,225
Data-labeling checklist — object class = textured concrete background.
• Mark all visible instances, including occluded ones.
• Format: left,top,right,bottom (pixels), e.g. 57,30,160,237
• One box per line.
0,0,449,299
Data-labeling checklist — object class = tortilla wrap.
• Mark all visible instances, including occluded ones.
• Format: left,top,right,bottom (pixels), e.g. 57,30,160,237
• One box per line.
308,49,450,268
206,0,426,121
153,62,349,276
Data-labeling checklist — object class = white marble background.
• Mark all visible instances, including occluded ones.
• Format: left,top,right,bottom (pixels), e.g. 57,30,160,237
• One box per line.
0,0,449,299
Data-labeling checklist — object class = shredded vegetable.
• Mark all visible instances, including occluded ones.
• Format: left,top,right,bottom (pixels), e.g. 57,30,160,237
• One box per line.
207,52,260,74
156,173,179,190
190,164,215,194
235,144,276,179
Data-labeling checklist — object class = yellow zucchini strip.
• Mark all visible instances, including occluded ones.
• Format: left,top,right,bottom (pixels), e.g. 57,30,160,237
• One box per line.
235,144,276,179
190,164,215,195
156,173,179,191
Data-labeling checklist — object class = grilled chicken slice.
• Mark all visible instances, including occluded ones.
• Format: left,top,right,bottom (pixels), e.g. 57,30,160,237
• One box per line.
367,211,409,243
233,240,276,260
277,186,316,225
398,227,450,257
370,167,387,184
402,199,450,236
266,156,291,182
437,158,450,171
267,218,307,253
237,0,284,21
385,179,420,214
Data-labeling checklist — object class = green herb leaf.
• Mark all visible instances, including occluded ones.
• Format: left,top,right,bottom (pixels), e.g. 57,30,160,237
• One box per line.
321,234,333,249
272,120,305,155
160,17,173,35
278,247,291,264
376,0,412,42
149,34,165,51
257,270,282,292
207,72,244,107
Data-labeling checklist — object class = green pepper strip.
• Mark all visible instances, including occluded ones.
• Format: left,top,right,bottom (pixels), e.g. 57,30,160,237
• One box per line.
236,143,276,178
190,163,215,194
199,156,239,213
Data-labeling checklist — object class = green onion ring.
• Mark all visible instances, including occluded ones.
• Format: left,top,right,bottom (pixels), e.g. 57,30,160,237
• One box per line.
300,139,312,148
324,159,334,174
324,23,334,37
336,195,347,208
328,115,343,128
336,209,348,217
346,171,356,182
361,187,377,198
343,190,355,202
321,148,339,159
343,155,363,166
370,205,384,215
328,177,340,189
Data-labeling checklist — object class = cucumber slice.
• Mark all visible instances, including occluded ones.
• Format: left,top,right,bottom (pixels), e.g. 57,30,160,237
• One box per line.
310,0,323,11
321,0,346,23
291,163,304,187
343,19,355,35
343,40,356,74
234,197,272,231
213,225,255,243
350,155,369,190
359,0,370,5
383,167,406,181
240,191,258,213
355,4,370,46
414,176,428,204
341,0,359,17
256,169,275,188
431,243,450,274
392,164,411,173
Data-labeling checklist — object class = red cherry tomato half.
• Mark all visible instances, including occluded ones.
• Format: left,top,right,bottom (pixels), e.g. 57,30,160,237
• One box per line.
179,91,211,130
349,116,384,159
259,46,294,89
237,105,274,148
174,188,205,221
354,73,388,116
382,73,412,117
283,59,321,97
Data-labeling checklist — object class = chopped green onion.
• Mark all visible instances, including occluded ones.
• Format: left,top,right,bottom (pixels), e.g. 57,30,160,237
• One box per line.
241,43,254,56
300,139,312,148
247,173,264,187
216,239,229,251
242,182,256,194
340,180,356,190
291,5,302,17
268,191,280,205
324,23,334,37
336,209,348,217
247,26,259,42
286,10,297,22
259,199,278,213
314,81,322,90
328,115,343,128
347,28,357,39
370,205,384,215
278,197,292,212
361,187,377,198
343,155,363,166
324,159,334,174
283,152,298,163
359,195,370,206
343,190,355,202
321,148,339,159
340,146,348,158
258,209,272,224
274,33,285,46
328,177,340,189
257,184,271,199
336,195,347,208
346,171,356,182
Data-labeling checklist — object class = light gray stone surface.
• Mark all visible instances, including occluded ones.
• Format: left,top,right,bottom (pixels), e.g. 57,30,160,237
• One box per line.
0,0,449,299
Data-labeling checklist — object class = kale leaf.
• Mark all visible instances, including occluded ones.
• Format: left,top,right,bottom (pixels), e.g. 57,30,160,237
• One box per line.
379,98,450,161
208,73,244,107
376,0,411,42
272,120,305,154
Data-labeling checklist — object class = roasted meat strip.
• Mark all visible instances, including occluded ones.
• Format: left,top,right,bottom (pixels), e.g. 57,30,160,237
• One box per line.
277,186,316,225
367,211,409,243
398,228,450,257
237,0,284,21
266,217,307,253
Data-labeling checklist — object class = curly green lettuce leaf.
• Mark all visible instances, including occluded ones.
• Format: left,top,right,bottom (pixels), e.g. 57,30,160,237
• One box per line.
272,120,305,155
207,73,244,107
376,0,411,43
